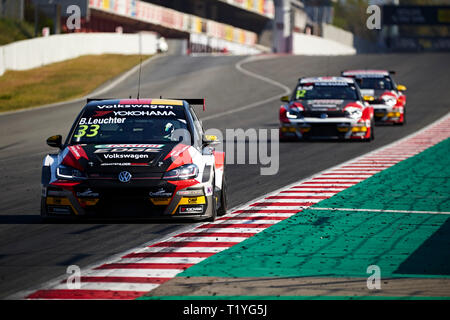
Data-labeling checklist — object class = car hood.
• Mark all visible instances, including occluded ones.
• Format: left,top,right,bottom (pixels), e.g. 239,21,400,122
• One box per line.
60,143,193,175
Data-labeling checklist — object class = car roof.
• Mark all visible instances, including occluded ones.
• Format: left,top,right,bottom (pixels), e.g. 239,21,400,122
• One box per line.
299,76,355,84
342,70,390,77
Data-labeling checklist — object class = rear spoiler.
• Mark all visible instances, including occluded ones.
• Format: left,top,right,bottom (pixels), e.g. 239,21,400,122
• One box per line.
170,98,206,111
86,98,111,103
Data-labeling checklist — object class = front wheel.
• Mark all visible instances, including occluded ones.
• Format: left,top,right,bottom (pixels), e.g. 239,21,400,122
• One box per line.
364,120,375,142
205,176,218,222
217,174,228,216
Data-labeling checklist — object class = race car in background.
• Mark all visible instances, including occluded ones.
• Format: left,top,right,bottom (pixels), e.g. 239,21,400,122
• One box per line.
279,77,375,141
341,70,407,125
41,98,227,221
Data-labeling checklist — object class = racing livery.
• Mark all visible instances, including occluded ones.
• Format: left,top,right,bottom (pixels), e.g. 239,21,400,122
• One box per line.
341,70,407,125
279,77,375,141
41,99,227,221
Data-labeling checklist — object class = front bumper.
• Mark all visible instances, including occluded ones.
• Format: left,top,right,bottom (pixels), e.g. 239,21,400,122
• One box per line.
372,104,404,123
280,118,371,140
41,181,215,220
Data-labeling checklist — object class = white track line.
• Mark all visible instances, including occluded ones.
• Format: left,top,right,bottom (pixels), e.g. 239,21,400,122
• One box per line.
310,207,450,215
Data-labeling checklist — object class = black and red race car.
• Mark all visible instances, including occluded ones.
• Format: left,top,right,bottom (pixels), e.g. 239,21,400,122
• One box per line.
279,76,375,141
41,98,227,221
341,70,407,125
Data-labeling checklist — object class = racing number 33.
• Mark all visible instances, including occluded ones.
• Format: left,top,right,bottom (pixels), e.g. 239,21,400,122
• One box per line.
74,125,100,138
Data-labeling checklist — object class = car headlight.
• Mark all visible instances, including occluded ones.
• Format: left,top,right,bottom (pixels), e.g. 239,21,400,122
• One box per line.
382,96,397,106
163,164,199,180
56,165,87,180
286,107,303,119
345,107,362,120
286,111,298,119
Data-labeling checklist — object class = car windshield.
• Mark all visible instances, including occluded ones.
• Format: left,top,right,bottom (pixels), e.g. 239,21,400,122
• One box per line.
70,104,190,144
293,83,358,100
356,77,393,90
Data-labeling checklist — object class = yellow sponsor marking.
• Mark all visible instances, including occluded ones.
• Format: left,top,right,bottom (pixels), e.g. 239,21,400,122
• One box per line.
151,99,183,106
46,197,79,215
78,198,99,206
46,197,72,206
438,9,450,23
150,198,171,206
171,196,206,215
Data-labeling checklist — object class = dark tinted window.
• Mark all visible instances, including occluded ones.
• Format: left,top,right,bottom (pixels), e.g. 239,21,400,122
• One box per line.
70,104,189,144
356,77,393,90
293,83,359,100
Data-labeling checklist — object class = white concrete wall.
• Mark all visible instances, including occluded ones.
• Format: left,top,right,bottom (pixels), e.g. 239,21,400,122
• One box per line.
190,33,262,55
0,32,158,76
0,47,4,76
321,24,354,48
293,33,356,56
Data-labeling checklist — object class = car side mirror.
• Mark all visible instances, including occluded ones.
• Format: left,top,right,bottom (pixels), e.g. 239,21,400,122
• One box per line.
46,135,62,149
397,84,407,91
280,95,290,102
202,134,220,145
363,95,375,102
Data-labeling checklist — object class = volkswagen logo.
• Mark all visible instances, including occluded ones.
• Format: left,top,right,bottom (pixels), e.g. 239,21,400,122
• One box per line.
118,171,132,183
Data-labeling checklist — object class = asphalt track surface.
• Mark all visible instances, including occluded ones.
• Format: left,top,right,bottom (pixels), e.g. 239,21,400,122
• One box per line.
0,53,449,299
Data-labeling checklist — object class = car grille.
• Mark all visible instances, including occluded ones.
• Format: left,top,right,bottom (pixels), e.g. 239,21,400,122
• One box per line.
303,110,346,118
308,124,342,137
81,187,173,217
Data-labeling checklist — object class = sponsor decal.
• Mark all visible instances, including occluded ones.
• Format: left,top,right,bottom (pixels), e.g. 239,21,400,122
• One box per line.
179,205,204,214
94,147,162,153
188,197,199,204
95,144,164,148
100,162,131,166
93,111,113,117
315,82,349,86
97,104,174,109
149,188,172,197
205,186,213,196
112,110,176,117
79,117,125,125
102,154,149,159
308,99,344,104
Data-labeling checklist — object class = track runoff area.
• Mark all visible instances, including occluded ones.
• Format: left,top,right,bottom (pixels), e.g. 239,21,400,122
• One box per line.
23,113,450,300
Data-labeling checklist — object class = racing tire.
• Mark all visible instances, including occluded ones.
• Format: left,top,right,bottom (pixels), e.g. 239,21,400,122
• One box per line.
217,174,228,217
40,199,52,223
395,109,406,126
205,176,218,222
364,120,375,142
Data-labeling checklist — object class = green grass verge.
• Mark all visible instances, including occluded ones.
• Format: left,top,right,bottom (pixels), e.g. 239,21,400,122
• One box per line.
0,18,34,45
0,54,150,113
178,138,450,279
